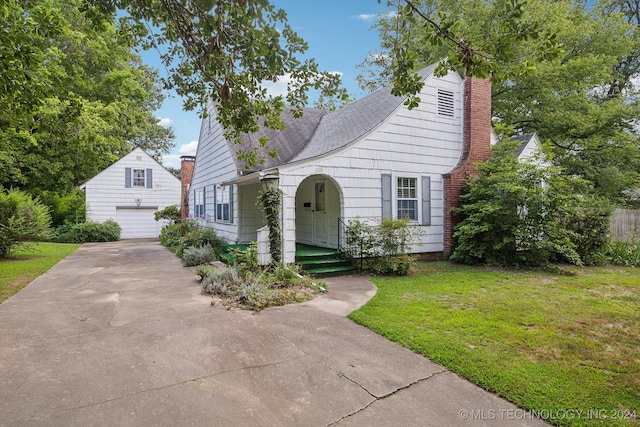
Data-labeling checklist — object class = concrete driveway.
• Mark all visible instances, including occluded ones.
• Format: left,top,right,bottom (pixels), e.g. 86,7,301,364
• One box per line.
0,240,547,426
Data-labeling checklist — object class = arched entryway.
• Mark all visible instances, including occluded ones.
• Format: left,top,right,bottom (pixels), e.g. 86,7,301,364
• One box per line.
295,175,342,248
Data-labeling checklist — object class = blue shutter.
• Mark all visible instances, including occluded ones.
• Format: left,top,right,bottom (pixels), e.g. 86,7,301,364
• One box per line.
381,174,392,220
421,176,431,225
229,185,234,223
213,185,218,222
146,169,153,188
125,168,132,188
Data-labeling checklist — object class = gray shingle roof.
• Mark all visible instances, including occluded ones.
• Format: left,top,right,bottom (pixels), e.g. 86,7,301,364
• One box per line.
509,133,536,157
230,63,437,171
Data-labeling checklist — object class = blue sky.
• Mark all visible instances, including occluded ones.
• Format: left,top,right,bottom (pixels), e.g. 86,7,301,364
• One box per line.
147,0,391,169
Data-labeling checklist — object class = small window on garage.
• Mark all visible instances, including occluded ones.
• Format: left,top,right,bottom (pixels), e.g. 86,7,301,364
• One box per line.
132,169,146,187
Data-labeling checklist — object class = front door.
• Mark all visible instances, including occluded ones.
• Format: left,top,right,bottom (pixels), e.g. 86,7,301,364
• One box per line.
312,180,327,245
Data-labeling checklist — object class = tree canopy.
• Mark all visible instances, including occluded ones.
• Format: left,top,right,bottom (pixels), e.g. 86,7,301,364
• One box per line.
1,0,173,193
360,0,640,205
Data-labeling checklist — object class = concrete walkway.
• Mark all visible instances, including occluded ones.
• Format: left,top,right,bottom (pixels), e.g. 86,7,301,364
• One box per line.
0,240,548,426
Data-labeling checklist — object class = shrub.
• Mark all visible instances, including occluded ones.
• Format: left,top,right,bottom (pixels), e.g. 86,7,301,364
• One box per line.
201,265,244,295
182,244,214,267
0,188,52,258
37,189,85,228
345,217,421,275
154,205,181,225
599,240,640,266
54,220,121,243
230,242,260,277
450,141,612,267
159,220,225,257
199,262,326,311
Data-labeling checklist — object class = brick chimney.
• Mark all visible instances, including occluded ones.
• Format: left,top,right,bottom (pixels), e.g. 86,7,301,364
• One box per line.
180,155,196,219
442,77,492,256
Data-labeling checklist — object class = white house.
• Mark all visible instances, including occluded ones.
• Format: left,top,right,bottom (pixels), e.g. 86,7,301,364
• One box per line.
83,147,181,239
189,63,493,262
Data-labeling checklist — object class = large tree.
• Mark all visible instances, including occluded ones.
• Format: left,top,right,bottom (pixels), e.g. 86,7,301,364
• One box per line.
0,0,174,192
359,0,640,204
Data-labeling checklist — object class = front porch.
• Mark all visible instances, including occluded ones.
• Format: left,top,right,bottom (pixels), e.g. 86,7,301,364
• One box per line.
219,243,355,276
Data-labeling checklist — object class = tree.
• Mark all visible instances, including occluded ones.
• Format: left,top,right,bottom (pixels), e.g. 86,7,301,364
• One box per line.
450,141,612,267
83,0,348,167
360,0,640,204
0,188,52,258
0,0,174,193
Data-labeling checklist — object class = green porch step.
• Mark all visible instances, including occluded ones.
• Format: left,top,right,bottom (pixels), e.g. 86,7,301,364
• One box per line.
295,244,355,277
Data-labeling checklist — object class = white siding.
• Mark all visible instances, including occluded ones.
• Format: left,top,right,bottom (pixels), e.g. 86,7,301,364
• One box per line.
189,105,242,243
84,148,181,238
278,72,464,262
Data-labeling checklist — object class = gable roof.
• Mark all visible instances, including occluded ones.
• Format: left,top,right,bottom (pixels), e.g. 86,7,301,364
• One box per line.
509,133,537,157
232,63,439,172
81,147,180,188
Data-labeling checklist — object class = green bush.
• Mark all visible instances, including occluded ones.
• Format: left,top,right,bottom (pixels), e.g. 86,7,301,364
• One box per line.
54,220,121,243
599,239,640,266
182,244,215,267
0,188,52,258
159,220,225,257
37,189,85,228
154,205,181,225
345,217,421,275
450,141,612,267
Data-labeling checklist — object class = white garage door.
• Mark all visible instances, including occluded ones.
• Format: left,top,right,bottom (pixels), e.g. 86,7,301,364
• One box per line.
115,208,159,239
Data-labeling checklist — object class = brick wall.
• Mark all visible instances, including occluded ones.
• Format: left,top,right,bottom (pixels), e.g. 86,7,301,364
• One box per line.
442,77,492,256
180,156,196,219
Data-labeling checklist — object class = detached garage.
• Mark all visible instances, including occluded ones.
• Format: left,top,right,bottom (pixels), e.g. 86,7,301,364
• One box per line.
82,148,181,239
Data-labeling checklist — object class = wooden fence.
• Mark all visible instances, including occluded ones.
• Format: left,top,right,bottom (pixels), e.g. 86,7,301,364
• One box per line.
610,209,640,242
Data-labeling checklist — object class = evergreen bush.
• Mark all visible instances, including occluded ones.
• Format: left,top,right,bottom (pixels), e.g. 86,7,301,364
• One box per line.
0,188,52,257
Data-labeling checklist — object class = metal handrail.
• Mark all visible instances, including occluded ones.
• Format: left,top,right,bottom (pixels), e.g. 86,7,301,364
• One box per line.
338,217,363,274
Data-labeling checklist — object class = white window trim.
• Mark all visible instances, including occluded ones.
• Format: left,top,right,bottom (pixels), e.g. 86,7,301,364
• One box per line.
132,169,146,187
395,175,420,222
216,184,231,223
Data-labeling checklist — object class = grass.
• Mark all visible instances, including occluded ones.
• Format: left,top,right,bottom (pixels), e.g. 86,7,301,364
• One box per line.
0,242,80,303
349,261,640,427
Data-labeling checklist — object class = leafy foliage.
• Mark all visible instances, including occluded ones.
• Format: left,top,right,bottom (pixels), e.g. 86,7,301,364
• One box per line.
154,205,181,225
159,219,225,257
450,141,612,267
182,244,215,267
362,0,640,205
0,0,174,193
346,218,422,275
53,220,121,243
0,188,52,258
257,186,283,263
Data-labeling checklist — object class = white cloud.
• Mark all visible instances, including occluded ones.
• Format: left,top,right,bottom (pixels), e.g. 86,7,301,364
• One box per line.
260,72,344,99
355,11,396,22
261,73,293,98
161,154,181,170
157,117,174,128
161,140,198,169
356,13,377,21
179,140,199,155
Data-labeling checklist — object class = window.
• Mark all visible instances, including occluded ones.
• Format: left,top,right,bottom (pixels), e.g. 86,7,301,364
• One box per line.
397,177,418,221
216,185,230,222
194,188,205,218
437,89,454,117
125,167,152,189
132,169,145,187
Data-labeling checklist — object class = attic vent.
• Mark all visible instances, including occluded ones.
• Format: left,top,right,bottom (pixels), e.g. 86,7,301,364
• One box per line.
437,89,454,117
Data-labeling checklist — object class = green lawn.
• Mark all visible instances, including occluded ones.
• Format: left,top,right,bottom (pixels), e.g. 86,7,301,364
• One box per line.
349,262,640,427
0,242,80,303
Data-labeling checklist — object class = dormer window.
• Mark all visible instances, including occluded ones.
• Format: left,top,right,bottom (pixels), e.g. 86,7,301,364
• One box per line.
437,89,454,117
